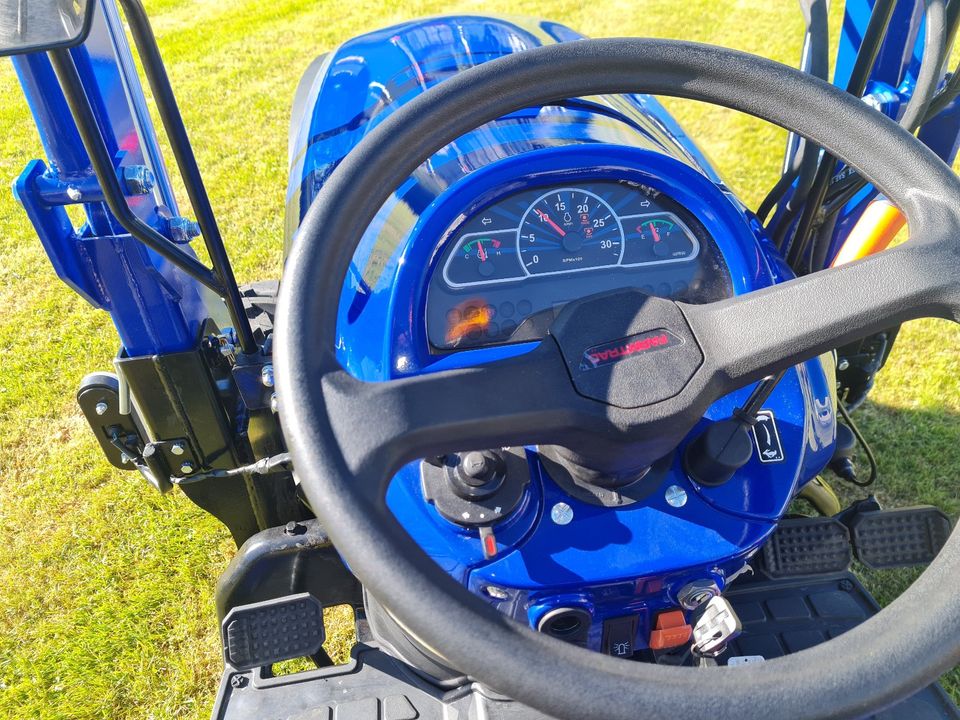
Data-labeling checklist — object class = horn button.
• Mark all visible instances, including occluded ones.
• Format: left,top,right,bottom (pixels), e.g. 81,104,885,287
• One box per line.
549,290,703,409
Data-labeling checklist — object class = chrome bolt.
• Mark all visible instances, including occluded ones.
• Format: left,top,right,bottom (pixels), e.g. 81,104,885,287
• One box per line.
165,216,202,244
180,461,195,475
261,364,274,388
837,358,850,371
270,393,278,414
483,585,510,600
94,401,108,416
550,502,574,525
665,485,687,508
170,442,185,456
122,165,155,196
120,453,130,465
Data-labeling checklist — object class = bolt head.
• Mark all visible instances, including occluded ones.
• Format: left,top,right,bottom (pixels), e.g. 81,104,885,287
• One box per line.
838,358,850,371
230,674,247,689
166,216,201,244
261,364,274,388
483,585,510,600
170,442,185,456
180,461,195,475
270,393,278,413
122,165,155,195
665,484,688,508
94,401,109,416
550,502,574,525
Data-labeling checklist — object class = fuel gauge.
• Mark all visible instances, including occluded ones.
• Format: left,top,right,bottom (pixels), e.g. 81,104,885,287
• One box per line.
622,213,700,266
442,229,525,287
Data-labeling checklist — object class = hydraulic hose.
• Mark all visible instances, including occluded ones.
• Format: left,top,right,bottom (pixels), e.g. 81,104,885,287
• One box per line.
822,0,958,220
785,0,898,270
757,0,829,223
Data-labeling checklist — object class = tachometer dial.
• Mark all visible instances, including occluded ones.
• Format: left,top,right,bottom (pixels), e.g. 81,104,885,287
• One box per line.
443,229,525,287
517,189,624,275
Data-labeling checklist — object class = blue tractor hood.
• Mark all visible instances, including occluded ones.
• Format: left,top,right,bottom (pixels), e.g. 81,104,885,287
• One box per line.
283,15,720,249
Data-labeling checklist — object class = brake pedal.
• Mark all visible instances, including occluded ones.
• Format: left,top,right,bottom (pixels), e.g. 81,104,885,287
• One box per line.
850,506,951,570
222,593,325,671
761,517,852,577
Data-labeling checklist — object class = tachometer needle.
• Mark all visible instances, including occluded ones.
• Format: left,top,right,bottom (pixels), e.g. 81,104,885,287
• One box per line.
537,209,567,237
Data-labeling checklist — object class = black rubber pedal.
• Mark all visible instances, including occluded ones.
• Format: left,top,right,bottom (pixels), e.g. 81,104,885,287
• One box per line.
850,506,952,570
761,517,852,577
222,593,324,671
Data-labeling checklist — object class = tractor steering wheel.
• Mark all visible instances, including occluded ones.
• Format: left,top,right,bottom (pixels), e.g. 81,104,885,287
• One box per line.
275,39,960,720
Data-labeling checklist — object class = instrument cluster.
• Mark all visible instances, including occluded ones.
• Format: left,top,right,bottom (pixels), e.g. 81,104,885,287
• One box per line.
426,179,732,351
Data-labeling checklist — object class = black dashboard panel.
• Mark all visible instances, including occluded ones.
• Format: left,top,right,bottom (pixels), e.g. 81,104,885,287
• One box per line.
426,180,732,351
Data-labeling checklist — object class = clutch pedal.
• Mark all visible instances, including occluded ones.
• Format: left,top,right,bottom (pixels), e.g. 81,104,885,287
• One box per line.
222,593,325,671
849,506,952,570
761,517,852,577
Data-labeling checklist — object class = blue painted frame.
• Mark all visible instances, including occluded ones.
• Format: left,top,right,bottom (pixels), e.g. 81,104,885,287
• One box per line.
9,0,225,356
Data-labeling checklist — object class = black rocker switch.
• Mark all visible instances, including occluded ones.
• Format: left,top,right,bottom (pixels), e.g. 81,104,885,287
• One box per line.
602,615,639,658
683,419,754,487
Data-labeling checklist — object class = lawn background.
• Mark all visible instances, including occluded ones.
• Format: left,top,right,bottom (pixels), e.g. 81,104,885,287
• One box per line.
0,1,958,718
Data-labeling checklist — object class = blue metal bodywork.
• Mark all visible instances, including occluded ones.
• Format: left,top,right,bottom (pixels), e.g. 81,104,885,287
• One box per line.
284,15,835,651
11,0,225,356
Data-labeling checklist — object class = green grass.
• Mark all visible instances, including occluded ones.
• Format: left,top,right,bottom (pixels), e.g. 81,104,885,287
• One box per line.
0,1,957,717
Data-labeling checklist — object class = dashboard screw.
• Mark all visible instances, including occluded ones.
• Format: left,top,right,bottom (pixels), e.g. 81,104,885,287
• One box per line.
665,485,688,508
95,401,108,416
550,502,574,525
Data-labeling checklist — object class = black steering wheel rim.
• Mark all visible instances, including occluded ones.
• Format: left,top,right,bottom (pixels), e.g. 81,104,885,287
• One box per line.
276,38,960,720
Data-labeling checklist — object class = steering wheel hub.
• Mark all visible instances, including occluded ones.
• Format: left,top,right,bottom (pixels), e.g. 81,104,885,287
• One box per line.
549,289,703,408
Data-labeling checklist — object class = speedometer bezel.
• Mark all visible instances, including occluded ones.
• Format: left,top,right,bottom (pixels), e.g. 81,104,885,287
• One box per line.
516,186,626,277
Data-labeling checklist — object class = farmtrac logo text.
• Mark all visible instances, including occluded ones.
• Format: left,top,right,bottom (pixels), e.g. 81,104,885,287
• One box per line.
580,329,682,371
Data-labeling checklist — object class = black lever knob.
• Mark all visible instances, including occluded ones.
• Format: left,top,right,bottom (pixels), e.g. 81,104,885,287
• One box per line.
450,450,505,499
683,419,754,487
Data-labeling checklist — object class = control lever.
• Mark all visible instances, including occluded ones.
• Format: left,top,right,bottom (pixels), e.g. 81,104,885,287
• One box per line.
691,596,742,660
683,371,786,486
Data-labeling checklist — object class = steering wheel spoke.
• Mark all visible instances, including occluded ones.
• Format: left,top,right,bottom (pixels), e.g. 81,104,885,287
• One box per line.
323,342,588,499
686,238,960,400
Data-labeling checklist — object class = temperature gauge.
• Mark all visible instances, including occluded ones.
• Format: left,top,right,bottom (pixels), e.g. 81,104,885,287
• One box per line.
442,229,525,287
621,213,700,266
